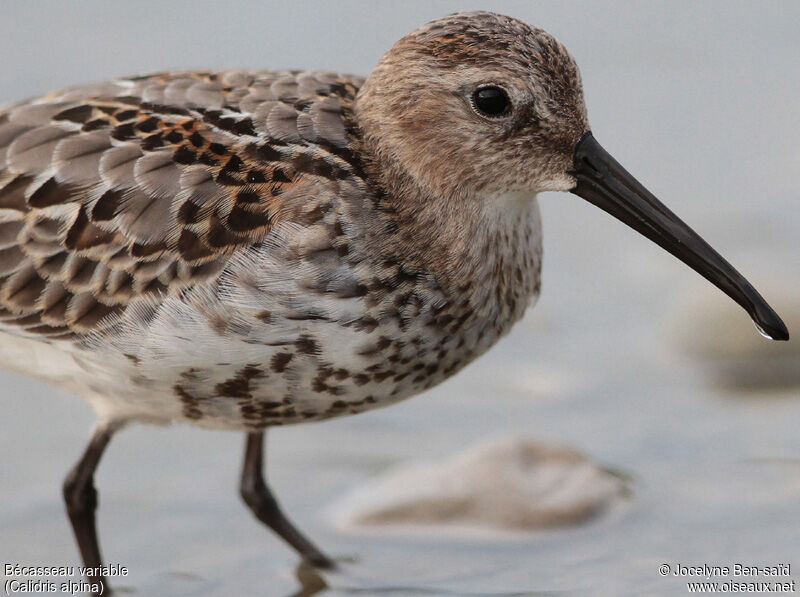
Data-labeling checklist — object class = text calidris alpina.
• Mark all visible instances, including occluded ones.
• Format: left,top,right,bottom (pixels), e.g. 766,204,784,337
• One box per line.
0,10,788,593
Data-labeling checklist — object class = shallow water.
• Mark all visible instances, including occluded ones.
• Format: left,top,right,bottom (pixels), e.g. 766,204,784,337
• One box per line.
1,2,799,596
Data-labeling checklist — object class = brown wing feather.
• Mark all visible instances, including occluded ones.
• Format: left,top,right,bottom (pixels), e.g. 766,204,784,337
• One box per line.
0,70,365,338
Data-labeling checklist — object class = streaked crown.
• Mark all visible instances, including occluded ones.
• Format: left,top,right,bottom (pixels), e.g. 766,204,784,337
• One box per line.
356,11,589,199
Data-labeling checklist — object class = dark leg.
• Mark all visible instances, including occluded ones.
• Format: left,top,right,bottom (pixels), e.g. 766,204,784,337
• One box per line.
240,431,334,568
62,424,117,594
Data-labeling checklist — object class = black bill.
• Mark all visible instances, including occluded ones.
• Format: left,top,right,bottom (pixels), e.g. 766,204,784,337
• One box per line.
569,132,789,341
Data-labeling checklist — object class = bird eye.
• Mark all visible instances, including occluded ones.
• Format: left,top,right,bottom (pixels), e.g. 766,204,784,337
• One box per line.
472,86,511,117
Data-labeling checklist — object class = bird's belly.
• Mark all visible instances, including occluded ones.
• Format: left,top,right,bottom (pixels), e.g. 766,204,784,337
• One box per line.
3,197,542,430
51,282,534,430
67,324,463,429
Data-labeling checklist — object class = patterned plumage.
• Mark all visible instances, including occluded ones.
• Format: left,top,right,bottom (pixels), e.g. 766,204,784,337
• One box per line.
1,11,786,590
0,70,364,339
0,57,542,428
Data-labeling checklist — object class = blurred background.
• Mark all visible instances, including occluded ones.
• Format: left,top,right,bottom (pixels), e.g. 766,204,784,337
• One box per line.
0,1,798,595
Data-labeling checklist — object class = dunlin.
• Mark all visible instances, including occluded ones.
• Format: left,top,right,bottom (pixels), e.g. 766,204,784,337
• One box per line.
0,10,788,592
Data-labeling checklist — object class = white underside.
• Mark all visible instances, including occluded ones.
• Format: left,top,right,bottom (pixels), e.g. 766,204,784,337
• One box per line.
0,332,134,426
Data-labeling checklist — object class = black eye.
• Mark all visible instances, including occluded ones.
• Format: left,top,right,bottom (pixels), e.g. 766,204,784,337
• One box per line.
472,86,511,117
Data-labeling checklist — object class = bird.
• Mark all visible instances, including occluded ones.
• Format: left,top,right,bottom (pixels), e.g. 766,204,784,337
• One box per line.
0,10,788,593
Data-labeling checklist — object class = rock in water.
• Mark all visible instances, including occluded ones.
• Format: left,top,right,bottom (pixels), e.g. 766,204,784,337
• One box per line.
330,437,627,533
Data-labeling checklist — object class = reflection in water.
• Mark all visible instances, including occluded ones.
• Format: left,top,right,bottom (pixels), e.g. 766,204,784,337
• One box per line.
289,561,328,597
294,560,564,597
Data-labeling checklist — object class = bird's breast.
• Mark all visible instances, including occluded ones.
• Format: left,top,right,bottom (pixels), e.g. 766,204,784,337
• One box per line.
68,196,542,429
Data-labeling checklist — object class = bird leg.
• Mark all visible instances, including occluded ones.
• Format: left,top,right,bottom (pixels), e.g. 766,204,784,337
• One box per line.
240,431,334,568
62,424,117,594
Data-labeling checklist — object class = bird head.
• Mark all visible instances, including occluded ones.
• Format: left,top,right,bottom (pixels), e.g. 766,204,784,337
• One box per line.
356,11,788,341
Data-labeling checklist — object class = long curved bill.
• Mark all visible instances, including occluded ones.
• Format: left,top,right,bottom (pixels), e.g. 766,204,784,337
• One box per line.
569,132,789,341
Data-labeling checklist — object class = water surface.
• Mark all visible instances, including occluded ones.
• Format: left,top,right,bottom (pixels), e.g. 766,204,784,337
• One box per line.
1,2,798,595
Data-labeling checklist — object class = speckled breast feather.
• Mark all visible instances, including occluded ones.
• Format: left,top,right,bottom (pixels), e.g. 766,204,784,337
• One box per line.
0,68,542,429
